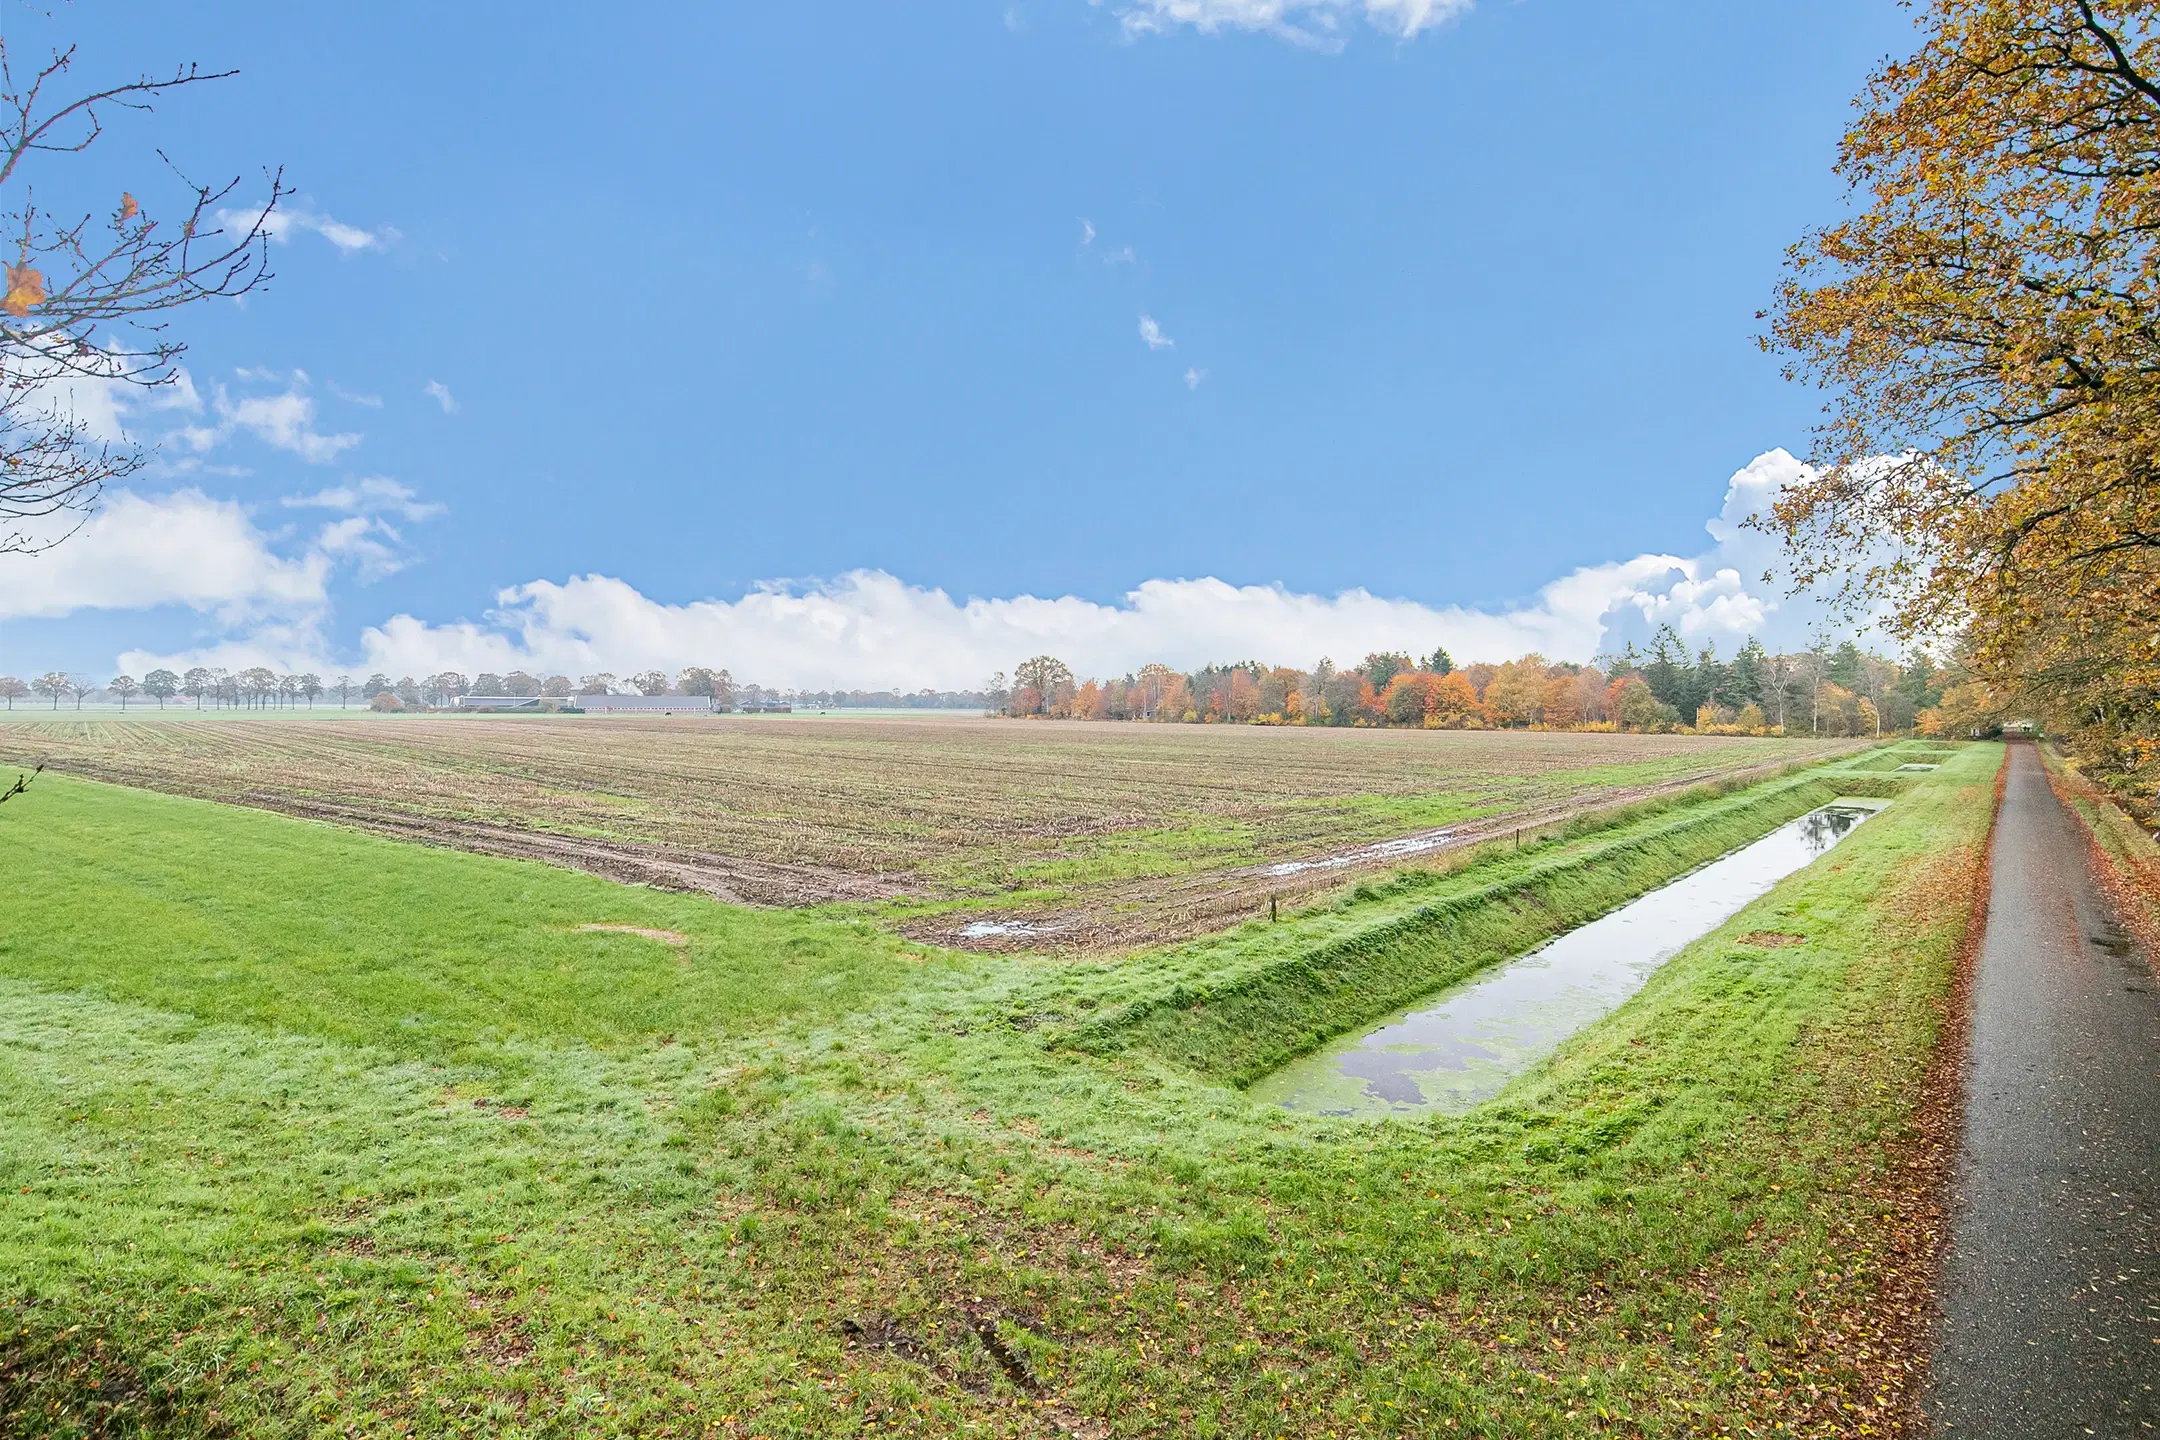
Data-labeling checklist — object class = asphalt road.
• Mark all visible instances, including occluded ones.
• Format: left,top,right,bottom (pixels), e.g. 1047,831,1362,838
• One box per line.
1928,742,2160,1436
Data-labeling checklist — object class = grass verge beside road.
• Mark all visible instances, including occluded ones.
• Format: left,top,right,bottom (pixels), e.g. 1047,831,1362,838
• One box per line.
0,746,1997,1437
2040,742,2160,963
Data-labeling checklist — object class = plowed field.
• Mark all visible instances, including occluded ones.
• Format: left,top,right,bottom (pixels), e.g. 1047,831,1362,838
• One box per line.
0,714,1863,947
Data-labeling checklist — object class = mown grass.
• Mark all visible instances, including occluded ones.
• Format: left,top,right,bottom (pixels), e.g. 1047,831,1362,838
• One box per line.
1062,767,1900,1084
0,747,1996,1437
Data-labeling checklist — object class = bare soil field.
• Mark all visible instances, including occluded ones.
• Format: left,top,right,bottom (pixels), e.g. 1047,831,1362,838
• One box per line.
0,714,1863,947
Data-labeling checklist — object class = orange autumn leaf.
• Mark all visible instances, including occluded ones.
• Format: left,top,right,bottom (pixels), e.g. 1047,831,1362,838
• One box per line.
120,192,138,222
2,263,46,317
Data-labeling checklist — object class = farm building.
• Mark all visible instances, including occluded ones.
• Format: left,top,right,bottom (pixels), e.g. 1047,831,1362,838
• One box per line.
454,696,546,713
572,694,716,714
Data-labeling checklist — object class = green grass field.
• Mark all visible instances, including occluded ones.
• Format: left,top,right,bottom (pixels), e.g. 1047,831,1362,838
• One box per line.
0,741,1997,1437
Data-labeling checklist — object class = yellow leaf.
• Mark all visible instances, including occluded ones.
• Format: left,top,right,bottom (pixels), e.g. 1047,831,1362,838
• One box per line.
2,263,45,317
120,192,138,222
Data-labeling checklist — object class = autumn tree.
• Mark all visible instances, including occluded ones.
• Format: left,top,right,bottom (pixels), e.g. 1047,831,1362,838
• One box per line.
1012,656,1075,717
142,667,176,707
0,674,23,708
31,670,64,707
109,672,137,708
1541,673,1583,729
1358,652,1413,691
1770,0,2160,794
1484,655,1550,727
0,33,283,554
1318,669,1371,726
628,669,669,696
1381,672,1432,726
1428,671,1480,726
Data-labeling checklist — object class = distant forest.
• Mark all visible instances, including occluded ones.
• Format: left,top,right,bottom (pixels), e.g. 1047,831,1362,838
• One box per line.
992,626,1980,738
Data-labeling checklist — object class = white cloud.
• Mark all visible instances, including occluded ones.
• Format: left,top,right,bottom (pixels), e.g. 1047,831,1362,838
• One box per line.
333,563,1696,692
1079,217,1096,246
319,451,1858,687
312,515,411,583
1184,367,1206,390
1113,0,1471,46
0,489,327,624
424,380,458,414
282,476,445,523
90,449,1892,687
1138,314,1174,350
211,380,361,464
1103,245,1136,265
330,382,384,408
221,203,399,255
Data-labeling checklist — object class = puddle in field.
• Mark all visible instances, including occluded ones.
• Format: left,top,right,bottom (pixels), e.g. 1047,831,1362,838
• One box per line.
957,919,1066,940
1247,801,1889,1119
1261,830,1456,878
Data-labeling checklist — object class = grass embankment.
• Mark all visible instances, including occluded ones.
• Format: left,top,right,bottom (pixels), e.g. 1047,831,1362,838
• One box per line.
2038,742,2160,962
1067,766,1904,1085
0,745,1994,1437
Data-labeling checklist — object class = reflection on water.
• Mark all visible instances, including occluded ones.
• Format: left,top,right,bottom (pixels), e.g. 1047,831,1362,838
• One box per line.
1247,801,1886,1119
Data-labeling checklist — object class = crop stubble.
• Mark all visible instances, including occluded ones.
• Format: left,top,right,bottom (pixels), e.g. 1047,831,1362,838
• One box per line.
0,715,1858,946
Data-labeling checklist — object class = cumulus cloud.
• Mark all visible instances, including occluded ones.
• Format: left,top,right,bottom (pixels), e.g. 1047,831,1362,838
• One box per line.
98,449,1883,688
312,515,412,583
1138,314,1174,350
221,203,399,255
211,383,362,463
1184,367,1206,390
0,489,327,623
332,561,1714,693
424,380,458,414
1114,0,1472,46
156,371,360,466
313,450,1844,688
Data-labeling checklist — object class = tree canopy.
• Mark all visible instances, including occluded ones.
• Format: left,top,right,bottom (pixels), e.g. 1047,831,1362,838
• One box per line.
1770,0,2160,802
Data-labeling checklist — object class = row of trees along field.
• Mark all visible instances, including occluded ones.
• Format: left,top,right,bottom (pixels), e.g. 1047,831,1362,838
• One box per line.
994,629,1969,738
0,665,992,712
1766,0,2160,822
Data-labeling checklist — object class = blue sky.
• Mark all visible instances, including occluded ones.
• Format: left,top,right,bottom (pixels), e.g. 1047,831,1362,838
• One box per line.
2,0,1915,687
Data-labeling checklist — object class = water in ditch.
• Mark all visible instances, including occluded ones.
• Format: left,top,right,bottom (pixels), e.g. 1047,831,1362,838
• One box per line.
1246,800,1888,1119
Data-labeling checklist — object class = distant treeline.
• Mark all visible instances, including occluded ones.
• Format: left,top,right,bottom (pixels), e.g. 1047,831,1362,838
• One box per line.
0,663,990,713
991,629,1970,738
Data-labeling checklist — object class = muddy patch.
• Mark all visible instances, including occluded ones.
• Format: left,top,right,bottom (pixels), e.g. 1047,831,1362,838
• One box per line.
1253,828,1456,877
1739,930,1808,948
